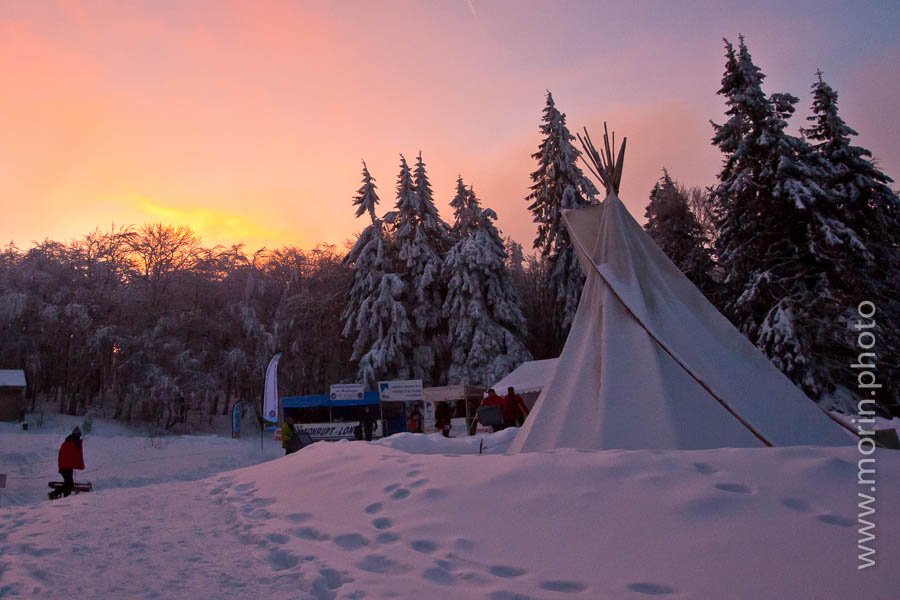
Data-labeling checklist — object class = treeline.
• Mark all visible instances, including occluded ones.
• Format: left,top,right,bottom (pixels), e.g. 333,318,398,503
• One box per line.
0,228,353,426
0,225,557,426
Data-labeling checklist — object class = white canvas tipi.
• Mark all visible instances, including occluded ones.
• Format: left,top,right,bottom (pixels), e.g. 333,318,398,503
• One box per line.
509,126,852,452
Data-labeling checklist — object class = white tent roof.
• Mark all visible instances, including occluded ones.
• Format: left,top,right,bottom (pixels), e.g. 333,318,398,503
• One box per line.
509,192,852,452
0,370,26,387
492,359,559,395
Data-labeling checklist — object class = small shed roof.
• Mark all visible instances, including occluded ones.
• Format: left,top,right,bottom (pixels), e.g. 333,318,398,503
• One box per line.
0,370,26,387
492,359,559,394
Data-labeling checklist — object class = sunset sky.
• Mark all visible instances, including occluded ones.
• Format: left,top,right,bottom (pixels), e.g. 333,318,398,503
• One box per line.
1,0,898,253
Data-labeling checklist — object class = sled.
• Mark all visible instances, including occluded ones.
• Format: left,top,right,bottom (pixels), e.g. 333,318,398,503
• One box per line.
476,405,505,427
47,480,93,496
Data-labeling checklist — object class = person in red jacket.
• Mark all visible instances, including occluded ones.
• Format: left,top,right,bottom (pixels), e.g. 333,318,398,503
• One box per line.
479,389,508,432
51,426,85,499
503,386,530,427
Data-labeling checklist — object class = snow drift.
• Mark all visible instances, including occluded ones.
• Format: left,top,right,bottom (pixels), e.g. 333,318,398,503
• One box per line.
1,418,897,598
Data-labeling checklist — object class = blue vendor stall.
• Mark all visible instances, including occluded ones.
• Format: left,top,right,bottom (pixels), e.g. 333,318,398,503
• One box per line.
281,391,383,440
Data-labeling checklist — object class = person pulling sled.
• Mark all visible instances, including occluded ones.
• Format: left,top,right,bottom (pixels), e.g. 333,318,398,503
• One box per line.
49,426,86,499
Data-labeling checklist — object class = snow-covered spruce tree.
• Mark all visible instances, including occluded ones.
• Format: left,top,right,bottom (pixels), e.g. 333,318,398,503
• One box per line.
805,72,900,247
355,272,413,389
449,176,476,243
443,182,531,385
710,37,868,408
413,152,451,252
385,154,448,385
803,71,900,408
644,170,716,298
504,236,527,292
341,161,413,389
525,92,598,355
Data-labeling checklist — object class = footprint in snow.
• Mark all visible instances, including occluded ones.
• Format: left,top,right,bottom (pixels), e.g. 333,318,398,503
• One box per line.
241,507,274,520
715,483,752,494
333,533,370,550
539,580,588,593
423,567,457,586
266,533,290,545
819,456,855,474
816,514,855,527
318,567,350,590
458,571,491,586
233,482,256,492
364,502,383,515
411,540,438,554
435,558,457,571
266,548,300,571
454,538,475,550
680,492,749,518
287,527,330,541
782,498,812,513
490,592,536,600
627,582,677,595
376,532,400,544
355,554,407,574
406,469,422,477
371,517,392,530
16,544,59,558
693,462,716,475
249,497,277,507
408,479,429,488
489,565,527,578
308,579,337,600
383,483,401,493
285,512,313,523
390,488,411,500
11,519,35,528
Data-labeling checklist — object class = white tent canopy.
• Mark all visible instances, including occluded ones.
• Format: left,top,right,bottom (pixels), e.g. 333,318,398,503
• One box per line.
510,129,852,452
492,359,559,395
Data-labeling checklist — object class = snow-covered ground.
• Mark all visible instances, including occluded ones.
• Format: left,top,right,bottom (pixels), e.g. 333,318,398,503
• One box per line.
1,415,898,599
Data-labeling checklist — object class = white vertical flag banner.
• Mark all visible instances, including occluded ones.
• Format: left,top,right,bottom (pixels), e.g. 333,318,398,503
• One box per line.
263,352,282,424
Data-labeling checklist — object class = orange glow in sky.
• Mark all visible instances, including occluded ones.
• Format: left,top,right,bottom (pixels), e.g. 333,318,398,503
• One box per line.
1,1,898,252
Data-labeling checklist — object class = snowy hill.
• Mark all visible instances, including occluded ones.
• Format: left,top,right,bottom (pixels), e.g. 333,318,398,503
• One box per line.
1,417,898,598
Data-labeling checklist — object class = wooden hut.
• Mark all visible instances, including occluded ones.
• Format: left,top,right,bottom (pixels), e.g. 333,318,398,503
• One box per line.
0,370,26,421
